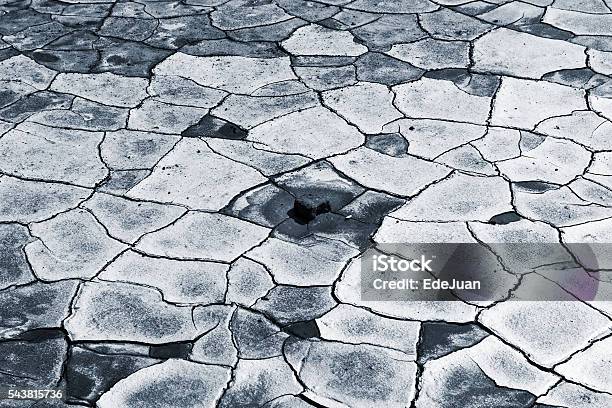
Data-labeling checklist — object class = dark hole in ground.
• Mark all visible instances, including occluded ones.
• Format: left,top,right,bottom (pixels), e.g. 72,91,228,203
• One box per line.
288,197,331,225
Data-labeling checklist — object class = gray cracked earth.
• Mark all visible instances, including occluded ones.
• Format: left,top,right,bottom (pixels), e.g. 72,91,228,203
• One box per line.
1,0,612,407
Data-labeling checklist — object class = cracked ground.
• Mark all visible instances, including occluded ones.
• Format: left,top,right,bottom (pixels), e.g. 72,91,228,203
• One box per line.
1,0,612,407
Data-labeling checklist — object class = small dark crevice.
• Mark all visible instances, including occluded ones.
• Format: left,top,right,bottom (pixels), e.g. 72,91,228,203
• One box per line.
288,197,332,225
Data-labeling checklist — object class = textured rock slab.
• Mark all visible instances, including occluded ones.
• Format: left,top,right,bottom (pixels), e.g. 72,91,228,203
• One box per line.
191,305,237,366
282,24,367,56
0,224,35,289
0,177,89,223
0,332,68,389
479,299,612,367
204,138,309,176
30,102,128,134
555,336,612,393
323,82,402,133
468,219,569,272
97,359,231,408
491,77,586,129
352,15,426,51
591,151,612,174
136,212,270,262
375,218,475,244
569,177,612,206
0,280,79,338
588,48,612,75
472,127,522,162
153,53,296,94
491,78,586,129
66,282,199,343
27,209,127,280
544,8,612,35
589,90,612,122
295,65,357,91
497,137,591,184
101,130,179,170
218,357,302,407
355,52,423,85
437,144,497,175
473,28,585,78
347,0,438,13
226,257,274,307
247,235,359,286
0,54,56,89
562,218,612,269
416,339,540,408
418,322,489,363
538,381,612,408
388,38,470,70
149,75,227,108
391,173,512,221
393,77,491,124
317,304,420,356
0,122,107,187
420,8,492,40
254,285,337,324
468,336,559,395
479,1,544,26
248,106,364,159
386,118,486,159
286,340,417,408
230,308,288,358
211,1,292,30
50,72,148,108
100,251,228,304
212,92,318,129
329,147,451,196
128,139,267,210
83,193,185,243
66,346,161,403
128,99,207,134
514,186,612,227
535,110,612,151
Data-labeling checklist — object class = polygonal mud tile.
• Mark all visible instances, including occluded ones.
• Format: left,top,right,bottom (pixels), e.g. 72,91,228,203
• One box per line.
99,250,228,304
0,280,79,339
247,106,364,159
0,122,107,187
153,53,296,94
65,282,199,343
135,212,270,262
285,339,417,408
127,139,267,210
26,209,127,280
316,304,420,356
82,193,186,243
96,359,231,408
0,177,90,223
218,357,303,408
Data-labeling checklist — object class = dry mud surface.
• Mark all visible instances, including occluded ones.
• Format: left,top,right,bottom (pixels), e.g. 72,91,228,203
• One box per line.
1,0,612,407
